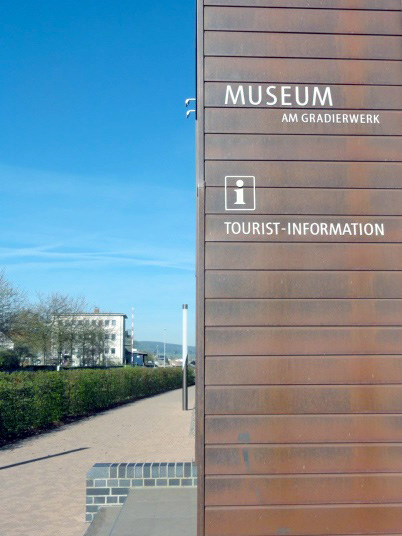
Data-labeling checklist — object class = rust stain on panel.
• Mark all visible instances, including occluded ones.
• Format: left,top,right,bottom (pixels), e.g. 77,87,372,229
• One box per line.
205,414,402,444
205,271,402,299
205,57,402,85
205,474,402,505
205,161,402,188
205,243,402,270
205,504,402,536
204,7,401,35
205,32,402,60
205,385,402,414
205,355,402,384
205,444,402,474
204,0,401,11
205,300,402,327
205,134,402,161
205,326,402,356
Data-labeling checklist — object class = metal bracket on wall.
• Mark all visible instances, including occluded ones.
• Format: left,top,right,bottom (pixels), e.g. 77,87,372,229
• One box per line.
185,98,196,118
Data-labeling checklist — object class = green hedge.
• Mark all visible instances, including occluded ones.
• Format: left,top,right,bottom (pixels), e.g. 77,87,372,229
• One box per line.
0,350,20,371
0,367,195,442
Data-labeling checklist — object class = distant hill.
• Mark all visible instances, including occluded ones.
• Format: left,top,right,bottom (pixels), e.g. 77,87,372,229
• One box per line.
134,340,196,360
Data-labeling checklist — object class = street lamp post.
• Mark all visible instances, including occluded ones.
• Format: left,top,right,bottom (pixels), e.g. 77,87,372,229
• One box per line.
131,307,134,366
182,304,188,411
163,328,166,368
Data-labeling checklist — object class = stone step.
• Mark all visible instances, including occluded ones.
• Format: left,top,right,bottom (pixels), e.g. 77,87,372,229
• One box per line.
84,506,121,536
109,487,196,536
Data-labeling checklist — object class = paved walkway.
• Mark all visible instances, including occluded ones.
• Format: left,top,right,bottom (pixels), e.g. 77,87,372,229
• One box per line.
0,386,195,536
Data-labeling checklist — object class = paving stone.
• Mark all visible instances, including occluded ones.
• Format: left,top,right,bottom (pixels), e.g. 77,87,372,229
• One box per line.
0,386,195,536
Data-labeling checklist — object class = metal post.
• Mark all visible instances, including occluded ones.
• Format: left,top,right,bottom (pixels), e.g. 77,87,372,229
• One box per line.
131,307,134,366
163,328,166,368
182,304,188,411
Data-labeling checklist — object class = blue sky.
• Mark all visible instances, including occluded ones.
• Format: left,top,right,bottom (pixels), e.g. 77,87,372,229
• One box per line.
0,1,196,344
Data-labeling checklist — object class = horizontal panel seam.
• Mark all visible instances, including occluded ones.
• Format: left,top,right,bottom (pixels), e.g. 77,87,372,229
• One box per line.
204,5,401,13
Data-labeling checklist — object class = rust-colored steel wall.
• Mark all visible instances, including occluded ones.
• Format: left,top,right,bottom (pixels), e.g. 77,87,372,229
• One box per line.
196,2,402,536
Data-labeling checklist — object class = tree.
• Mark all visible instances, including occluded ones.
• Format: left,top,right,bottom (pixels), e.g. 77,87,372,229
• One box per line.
0,270,24,341
22,293,87,365
0,272,112,367
0,349,20,371
77,320,110,367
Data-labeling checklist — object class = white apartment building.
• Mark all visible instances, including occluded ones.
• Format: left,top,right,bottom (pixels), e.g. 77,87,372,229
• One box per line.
56,308,127,366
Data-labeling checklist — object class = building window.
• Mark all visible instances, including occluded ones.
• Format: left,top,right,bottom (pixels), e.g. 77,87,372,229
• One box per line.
92,320,96,326
105,348,109,354
111,348,116,355
105,334,109,340
105,320,110,327
111,334,116,341
98,320,103,326
112,320,116,326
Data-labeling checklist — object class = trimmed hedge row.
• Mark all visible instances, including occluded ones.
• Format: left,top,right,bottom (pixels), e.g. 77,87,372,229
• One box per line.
0,367,195,442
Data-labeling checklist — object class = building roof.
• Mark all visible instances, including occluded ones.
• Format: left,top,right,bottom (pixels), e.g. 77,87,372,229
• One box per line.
59,313,128,318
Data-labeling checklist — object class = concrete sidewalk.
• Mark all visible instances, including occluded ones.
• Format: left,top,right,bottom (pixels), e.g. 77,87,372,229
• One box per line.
0,386,195,536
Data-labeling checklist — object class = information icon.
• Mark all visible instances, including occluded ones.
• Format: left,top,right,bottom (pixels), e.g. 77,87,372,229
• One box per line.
224,176,256,211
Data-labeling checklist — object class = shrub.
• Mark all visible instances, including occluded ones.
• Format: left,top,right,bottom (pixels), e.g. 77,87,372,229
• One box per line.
0,367,195,442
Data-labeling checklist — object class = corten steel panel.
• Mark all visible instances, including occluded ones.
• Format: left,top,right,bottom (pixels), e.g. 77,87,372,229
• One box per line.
205,7,401,34
205,385,402,414
205,444,402,474
205,271,402,299
205,505,402,536
205,474,402,506
205,300,402,327
195,1,205,535
206,216,402,243
205,414,402,444
205,134,402,161
205,83,402,110
205,57,402,85
205,327,402,356
205,32,402,60
205,356,402,384
205,243,402,270
205,161,402,188
204,0,400,9
196,0,402,534
205,109,402,135
206,188,402,215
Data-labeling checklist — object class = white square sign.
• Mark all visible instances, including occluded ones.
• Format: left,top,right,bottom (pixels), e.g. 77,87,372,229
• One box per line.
224,176,256,211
